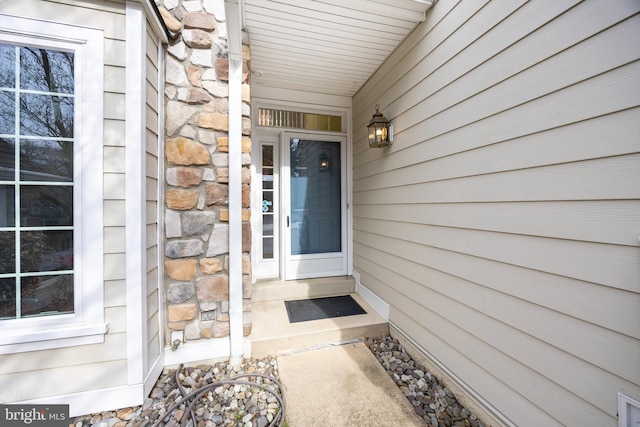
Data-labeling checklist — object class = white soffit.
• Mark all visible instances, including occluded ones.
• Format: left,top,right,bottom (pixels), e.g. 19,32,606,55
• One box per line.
242,0,433,96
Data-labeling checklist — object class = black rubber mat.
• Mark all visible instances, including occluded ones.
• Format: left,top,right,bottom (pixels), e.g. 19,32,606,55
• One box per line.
284,295,367,323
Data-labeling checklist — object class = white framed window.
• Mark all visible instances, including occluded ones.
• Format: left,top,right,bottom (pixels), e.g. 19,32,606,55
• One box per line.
0,14,106,353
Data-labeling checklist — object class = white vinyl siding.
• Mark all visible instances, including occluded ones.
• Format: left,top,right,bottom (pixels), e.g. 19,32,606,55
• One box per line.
352,1,640,426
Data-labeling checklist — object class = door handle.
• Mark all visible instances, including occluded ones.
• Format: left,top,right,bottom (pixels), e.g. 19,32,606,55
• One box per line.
287,216,290,227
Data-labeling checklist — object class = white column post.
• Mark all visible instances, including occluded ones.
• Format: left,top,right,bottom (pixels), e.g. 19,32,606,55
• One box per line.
224,0,245,365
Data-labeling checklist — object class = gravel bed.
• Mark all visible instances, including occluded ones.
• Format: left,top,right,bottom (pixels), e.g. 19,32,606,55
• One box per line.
70,355,284,427
71,335,485,427
366,336,486,427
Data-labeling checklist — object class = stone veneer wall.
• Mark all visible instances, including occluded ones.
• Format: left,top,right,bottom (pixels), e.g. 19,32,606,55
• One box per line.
158,0,252,345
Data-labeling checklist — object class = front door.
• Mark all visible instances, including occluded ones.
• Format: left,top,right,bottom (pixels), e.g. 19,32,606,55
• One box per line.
283,133,347,280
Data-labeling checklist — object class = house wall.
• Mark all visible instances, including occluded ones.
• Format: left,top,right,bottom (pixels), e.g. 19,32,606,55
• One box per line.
0,0,129,406
0,0,168,416
352,1,640,426
159,0,252,363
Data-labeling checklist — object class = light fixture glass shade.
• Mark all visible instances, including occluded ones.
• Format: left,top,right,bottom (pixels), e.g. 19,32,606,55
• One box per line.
367,105,392,147
319,149,330,171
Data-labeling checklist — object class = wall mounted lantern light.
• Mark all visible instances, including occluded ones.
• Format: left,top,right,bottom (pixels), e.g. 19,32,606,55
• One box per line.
319,148,330,172
367,104,393,148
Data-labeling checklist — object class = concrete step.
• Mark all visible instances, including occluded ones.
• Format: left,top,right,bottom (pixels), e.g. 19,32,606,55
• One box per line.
252,276,356,302
250,292,389,358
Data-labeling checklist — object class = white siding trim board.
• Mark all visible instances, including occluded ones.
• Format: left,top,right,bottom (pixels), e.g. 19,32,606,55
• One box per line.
163,337,233,367
155,35,167,362
125,1,149,392
19,383,144,418
123,0,165,397
144,14,163,380
353,269,390,320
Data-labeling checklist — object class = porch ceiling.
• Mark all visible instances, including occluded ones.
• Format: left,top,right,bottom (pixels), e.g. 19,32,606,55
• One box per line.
241,0,433,97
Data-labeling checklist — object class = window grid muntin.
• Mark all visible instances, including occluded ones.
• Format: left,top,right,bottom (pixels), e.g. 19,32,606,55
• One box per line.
0,44,75,320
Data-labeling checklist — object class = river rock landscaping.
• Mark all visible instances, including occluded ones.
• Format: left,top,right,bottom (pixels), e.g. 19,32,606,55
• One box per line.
70,335,485,427
366,336,486,427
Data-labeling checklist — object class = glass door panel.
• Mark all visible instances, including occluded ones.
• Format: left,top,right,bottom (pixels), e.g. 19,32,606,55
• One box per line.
289,139,341,255
284,134,346,280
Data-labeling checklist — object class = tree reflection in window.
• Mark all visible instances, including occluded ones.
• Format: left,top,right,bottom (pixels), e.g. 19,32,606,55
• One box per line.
0,44,75,320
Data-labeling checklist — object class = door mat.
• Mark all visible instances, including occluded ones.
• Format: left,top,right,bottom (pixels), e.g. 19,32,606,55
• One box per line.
284,295,367,323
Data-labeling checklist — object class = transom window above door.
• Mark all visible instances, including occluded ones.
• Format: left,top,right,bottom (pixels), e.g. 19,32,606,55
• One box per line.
258,108,343,132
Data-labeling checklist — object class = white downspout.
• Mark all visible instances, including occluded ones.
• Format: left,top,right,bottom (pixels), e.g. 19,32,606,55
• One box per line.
224,0,244,365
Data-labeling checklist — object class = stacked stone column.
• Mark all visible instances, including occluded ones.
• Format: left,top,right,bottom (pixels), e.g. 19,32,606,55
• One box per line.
159,0,252,344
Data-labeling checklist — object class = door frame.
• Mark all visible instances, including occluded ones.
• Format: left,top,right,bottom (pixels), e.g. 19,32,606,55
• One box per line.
251,100,352,282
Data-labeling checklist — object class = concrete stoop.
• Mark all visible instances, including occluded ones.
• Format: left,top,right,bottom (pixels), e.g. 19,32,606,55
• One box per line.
249,277,389,358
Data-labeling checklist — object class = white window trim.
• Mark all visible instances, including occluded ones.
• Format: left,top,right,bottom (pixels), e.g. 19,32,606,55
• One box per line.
0,14,107,354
